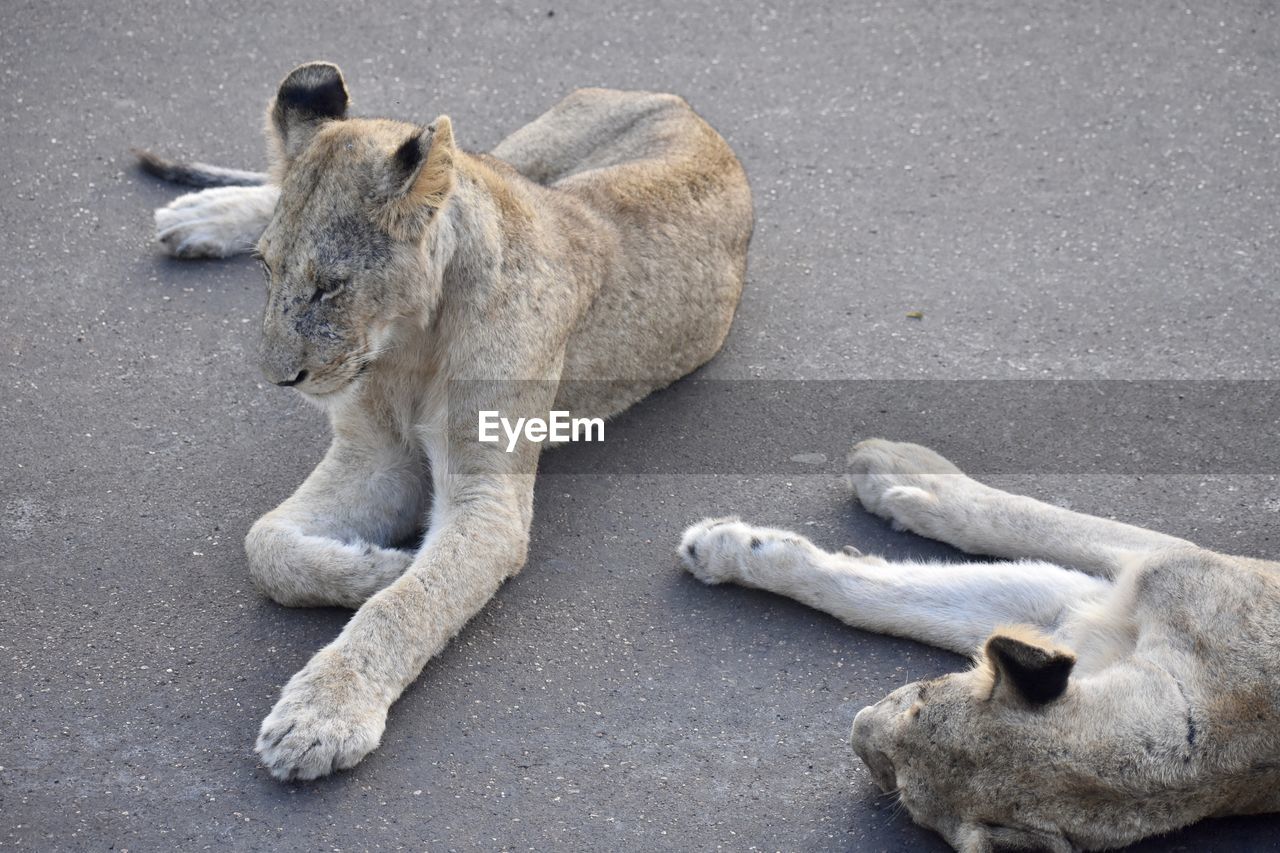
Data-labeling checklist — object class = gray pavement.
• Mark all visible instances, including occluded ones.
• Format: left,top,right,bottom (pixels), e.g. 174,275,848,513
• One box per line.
3,1,1279,850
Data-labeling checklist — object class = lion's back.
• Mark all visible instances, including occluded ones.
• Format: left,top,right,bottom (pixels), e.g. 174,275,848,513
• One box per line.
494,90,752,417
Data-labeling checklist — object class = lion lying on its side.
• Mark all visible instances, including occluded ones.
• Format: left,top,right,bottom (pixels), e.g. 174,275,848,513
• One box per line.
681,438,1280,852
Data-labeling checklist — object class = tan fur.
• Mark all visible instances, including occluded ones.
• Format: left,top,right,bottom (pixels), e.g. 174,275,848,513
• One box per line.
404,117,454,210
148,63,752,780
680,439,1280,851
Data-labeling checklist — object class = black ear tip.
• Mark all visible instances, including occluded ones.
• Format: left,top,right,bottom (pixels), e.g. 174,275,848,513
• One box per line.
393,130,425,173
282,61,345,88
1018,656,1073,704
277,62,348,119
988,636,1075,705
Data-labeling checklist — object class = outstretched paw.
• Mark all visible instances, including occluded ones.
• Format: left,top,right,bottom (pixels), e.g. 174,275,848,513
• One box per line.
678,516,744,584
678,517,821,587
256,647,386,781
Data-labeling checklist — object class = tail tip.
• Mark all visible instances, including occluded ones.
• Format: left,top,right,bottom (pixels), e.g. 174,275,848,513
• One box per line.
132,147,173,178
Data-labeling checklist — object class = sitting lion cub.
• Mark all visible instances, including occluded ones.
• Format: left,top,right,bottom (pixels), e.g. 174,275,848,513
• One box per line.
142,62,752,780
681,439,1280,852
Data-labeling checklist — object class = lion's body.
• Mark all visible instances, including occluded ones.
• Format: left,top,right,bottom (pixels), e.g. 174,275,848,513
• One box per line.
481,87,751,415
145,67,751,780
681,440,1280,851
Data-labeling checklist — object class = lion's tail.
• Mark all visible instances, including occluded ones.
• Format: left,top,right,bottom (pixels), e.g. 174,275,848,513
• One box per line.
131,148,268,188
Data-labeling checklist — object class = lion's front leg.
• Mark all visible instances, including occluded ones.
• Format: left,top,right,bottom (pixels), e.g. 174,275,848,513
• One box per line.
255,464,534,780
679,518,1110,655
246,437,427,609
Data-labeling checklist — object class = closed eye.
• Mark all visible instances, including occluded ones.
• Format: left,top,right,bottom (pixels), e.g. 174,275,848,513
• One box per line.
312,275,349,303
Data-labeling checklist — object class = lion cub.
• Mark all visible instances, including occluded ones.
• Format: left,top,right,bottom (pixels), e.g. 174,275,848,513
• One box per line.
682,439,1280,851
142,63,752,780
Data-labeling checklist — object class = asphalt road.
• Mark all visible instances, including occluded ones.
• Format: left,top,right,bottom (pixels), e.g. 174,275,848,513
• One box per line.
3,1,1279,850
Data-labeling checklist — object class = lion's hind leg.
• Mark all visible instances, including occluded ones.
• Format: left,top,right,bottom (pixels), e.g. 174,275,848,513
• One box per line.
848,439,1192,579
153,184,279,258
490,88,687,185
679,518,1108,655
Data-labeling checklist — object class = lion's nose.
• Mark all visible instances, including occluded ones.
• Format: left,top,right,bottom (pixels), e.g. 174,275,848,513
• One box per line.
851,704,876,751
273,369,308,387
851,705,896,792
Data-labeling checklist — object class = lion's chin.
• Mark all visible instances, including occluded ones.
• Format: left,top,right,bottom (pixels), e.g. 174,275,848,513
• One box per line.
297,373,364,411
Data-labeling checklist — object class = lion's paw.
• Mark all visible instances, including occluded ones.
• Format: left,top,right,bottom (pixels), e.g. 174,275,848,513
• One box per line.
678,516,746,584
256,647,386,781
154,186,268,258
846,438,975,532
679,517,820,586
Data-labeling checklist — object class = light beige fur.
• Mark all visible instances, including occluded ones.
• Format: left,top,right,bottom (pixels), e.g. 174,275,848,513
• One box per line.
150,62,752,780
681,439,1280,851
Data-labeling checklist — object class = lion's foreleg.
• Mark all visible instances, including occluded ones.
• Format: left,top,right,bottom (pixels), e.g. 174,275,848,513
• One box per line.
679,518,1110,655
254,458,534,781
154,184,279,258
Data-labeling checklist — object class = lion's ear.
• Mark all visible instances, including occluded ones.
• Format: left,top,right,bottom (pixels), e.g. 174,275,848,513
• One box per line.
983,627,1075,706
389,116,455,208
267,62,349,162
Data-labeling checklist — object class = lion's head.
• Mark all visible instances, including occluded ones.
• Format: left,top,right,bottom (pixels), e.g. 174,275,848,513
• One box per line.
850,624,1197,852
254,62,456,398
